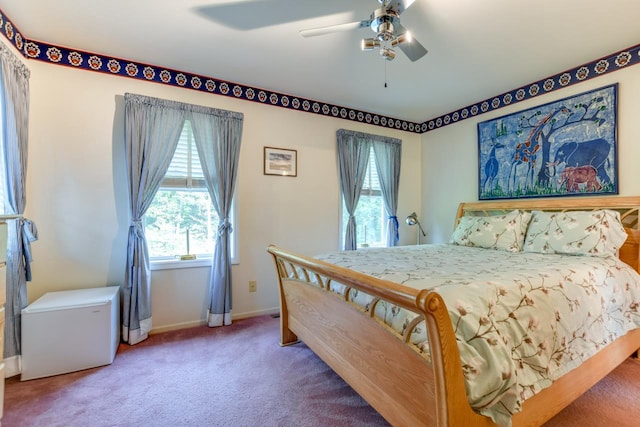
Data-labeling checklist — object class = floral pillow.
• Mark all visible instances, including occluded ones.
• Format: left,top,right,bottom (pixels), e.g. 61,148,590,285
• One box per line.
451,210,531,252
523,209,627,257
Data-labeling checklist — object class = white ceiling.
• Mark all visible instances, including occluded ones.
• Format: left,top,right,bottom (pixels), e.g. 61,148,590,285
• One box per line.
2,0,639,123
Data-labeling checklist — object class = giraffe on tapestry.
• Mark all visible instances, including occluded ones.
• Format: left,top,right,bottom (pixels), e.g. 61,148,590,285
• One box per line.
508,107,571,192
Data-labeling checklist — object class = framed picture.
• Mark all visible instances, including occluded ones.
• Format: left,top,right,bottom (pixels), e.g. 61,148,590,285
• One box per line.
264,146,297,177
477,84,618,200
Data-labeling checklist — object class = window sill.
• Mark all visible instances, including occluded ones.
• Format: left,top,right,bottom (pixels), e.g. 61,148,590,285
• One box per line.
150,256,239,271
150,257,213,271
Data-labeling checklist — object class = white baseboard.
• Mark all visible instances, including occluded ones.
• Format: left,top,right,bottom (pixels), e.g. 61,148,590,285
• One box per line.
232,307,279,321
149,320,207,335
149,307,279,335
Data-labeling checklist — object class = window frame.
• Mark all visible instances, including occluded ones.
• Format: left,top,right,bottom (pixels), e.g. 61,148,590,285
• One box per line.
339,147,387,249
149,199,239,270
148,120,239,271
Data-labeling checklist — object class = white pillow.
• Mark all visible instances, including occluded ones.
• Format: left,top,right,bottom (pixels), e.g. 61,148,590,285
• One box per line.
523,209,627,257
451,210,531,252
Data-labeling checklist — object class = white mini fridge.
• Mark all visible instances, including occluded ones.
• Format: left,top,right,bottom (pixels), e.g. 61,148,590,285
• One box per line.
21,286,120,381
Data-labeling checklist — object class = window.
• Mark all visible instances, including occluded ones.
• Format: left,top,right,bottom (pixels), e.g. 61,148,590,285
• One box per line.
145,120,236,268
341,148,386,248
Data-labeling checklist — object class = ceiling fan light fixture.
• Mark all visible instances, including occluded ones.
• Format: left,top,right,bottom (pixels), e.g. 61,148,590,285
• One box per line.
361,38,380,51
300,0,427,62
392,31,411,46
380,47,396,61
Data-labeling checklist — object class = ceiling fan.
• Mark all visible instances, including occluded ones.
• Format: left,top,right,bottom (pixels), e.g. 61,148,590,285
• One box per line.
299,0,428,62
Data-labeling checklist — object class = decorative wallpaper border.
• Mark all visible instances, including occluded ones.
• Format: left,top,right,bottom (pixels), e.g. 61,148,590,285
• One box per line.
423,44,640,132
0,10,422,134
1,8,639,135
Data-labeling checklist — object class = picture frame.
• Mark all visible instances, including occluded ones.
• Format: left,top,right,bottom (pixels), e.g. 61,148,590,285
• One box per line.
477,84,618,200
264,146,297,177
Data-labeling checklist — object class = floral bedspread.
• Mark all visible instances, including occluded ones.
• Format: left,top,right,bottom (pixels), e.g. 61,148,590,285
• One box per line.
314,244,640,427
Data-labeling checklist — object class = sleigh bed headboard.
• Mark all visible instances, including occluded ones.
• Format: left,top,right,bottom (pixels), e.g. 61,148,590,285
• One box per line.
455,195,640,273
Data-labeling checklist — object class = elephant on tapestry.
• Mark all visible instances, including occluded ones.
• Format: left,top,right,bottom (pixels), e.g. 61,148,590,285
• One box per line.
547,138,612,185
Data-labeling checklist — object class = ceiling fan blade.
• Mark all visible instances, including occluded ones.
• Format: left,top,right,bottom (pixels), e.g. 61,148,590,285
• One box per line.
387,0,417,15
398,37,428,61
194,1,349,31
395,23,428,61
300,20,370,38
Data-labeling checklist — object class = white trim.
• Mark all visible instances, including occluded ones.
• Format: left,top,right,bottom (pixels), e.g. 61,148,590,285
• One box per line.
148,307,279,334
140,317,152,336
232,307,279,321
122,317,151,345
149,319,207,334
207,312,232,327
150,257,212,271
150,256,239,271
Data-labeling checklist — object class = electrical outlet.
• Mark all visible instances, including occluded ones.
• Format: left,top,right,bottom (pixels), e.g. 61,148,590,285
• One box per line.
249,280,257,292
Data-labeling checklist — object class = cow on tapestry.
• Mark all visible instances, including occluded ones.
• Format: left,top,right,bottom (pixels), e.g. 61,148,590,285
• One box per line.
477,84,618,200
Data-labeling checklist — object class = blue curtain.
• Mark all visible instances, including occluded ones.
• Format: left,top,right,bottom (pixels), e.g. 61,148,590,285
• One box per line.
372,138,402,246
189,107,243,327
0,44,37,360
336,130,371,250
337,129,402,250
123,93,185,344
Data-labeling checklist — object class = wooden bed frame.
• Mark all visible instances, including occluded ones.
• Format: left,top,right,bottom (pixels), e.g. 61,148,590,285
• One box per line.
267,196,640,427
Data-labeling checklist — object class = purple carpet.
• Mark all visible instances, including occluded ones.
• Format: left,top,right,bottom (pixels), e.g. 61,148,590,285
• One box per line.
4,315,640,426
4,315,388,427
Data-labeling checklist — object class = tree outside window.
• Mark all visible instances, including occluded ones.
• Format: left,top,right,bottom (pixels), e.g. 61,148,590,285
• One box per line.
341,148,387,248
145,120,220,259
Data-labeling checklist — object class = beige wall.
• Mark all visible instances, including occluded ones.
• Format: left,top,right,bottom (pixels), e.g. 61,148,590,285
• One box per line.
21,54,422,332
21,39,638,333
421,66,640,243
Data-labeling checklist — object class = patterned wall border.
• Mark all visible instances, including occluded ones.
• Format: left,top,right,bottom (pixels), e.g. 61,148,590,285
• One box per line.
422,44,640,132
0,10,422,134
1,9,639,135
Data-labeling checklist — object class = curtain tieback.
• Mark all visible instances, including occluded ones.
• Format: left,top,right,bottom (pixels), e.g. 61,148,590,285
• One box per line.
19,217,39,282
388,215,399,241
129,220,145,238
217,219,233,237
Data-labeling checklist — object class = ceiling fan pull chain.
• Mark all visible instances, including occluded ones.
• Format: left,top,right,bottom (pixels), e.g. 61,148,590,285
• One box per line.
384,60,388,88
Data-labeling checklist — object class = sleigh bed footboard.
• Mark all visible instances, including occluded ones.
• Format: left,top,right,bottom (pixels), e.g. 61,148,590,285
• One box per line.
267,245,492,427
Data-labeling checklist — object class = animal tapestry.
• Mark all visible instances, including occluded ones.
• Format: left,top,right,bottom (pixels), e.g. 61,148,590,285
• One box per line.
477,84,618,200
